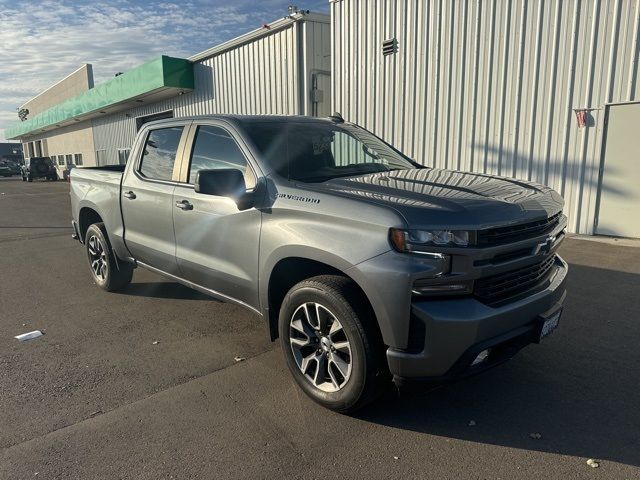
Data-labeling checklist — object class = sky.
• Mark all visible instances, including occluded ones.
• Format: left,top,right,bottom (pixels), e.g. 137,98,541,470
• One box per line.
0,0,329,141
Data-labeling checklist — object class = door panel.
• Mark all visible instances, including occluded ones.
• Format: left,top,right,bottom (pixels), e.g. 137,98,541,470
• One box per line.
172,124,261,309
596,102,640,238
121,125,186,274
122,177,177,273
173,185,261,308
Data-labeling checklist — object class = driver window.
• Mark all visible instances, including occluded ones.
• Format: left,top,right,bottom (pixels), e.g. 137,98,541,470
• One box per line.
188,125,256,188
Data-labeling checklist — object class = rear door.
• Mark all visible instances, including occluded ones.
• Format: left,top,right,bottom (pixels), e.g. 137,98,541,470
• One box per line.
121,122,190,274
172,121,262,309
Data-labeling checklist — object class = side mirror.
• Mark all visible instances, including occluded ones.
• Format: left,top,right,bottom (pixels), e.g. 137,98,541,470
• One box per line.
194,168,256,210
195,168,246,198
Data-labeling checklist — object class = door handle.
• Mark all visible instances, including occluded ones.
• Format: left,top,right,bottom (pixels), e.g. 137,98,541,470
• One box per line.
123,191,136,199
175,200,193,211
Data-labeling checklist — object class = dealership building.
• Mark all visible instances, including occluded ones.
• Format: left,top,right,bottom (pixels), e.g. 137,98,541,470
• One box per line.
5,1,640,237
7,10,331,172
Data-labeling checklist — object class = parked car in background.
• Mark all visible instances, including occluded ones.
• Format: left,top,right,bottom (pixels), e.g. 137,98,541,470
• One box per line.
63,163,76,181
70,115,567,413
21,157,58,182
8,162,21,176
0,161,13,177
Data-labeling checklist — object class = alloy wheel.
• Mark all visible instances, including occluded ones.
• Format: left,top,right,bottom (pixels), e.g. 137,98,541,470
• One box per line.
87,235,108,282
289,302,352,392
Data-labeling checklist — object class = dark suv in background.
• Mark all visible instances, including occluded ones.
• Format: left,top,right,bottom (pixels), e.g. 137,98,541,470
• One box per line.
22,157,58,182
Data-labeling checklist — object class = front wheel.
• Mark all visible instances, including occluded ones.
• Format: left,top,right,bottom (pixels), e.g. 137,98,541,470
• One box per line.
279,275,388,413
85,223,133,291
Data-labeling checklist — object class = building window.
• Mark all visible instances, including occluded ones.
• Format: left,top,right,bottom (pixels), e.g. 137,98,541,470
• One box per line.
58,155,65,166
74,154,83,166
117,149,130,165
96,150,107,166
66,154,73,165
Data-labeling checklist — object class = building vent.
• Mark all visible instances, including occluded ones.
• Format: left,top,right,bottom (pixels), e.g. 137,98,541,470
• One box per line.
382,38,398,56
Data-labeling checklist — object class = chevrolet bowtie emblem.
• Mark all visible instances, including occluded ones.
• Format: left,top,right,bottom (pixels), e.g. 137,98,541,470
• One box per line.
532,235,556,255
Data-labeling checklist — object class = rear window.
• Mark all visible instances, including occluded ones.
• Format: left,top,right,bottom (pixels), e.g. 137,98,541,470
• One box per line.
139,127,184,181
30,157,53,166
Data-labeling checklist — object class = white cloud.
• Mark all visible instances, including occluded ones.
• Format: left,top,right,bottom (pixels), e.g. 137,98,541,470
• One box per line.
0,0,329,141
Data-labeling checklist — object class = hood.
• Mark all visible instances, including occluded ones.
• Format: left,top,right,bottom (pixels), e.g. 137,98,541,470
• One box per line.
308,168,564,229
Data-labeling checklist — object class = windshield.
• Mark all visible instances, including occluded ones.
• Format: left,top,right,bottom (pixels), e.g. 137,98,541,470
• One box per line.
244,122,417,182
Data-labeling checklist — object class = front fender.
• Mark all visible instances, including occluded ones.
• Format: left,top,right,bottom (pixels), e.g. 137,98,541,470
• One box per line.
259,244,357,313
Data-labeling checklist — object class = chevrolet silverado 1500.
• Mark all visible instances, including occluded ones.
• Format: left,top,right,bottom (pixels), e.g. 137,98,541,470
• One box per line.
70,115,567,412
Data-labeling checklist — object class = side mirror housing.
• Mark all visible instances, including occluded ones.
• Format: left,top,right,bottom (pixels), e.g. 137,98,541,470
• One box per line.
194,168,255,210
195,168,246,198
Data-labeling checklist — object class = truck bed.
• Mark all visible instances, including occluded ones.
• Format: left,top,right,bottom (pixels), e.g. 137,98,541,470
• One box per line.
70,166,126,246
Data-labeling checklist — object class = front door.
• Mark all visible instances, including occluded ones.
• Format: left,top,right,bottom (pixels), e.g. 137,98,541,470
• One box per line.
121,124,187,274
172,123,261,310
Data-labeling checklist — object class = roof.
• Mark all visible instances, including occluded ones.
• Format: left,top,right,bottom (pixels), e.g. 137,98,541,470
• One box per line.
142,114,338,129
189,12,329,62
5,56,194,140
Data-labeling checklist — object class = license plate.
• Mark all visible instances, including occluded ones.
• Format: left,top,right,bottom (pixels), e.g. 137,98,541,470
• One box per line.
539,312,561,340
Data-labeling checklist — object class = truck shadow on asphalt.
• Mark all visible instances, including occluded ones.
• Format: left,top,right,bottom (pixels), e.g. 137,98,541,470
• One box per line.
119,282,214,301
356,263,640,467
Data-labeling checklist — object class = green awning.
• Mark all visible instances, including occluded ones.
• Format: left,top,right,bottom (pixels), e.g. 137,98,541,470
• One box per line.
6,56,194,140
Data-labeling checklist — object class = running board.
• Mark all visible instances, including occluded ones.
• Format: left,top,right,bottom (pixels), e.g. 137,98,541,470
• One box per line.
135,260,262,317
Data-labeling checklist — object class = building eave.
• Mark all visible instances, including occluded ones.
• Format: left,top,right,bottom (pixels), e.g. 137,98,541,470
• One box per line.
6,56,194,140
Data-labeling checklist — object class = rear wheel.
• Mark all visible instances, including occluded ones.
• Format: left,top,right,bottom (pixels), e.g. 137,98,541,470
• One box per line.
85,223,133,291
279,275,388,413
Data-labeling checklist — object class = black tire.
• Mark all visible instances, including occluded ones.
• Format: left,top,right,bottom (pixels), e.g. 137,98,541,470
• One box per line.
279,275,388,413
27,175,33,182
21,175,26,182
85,223,133,292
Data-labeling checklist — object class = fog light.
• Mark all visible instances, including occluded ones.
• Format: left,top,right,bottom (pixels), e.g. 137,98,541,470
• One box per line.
471,349,491,366
411,281,473,296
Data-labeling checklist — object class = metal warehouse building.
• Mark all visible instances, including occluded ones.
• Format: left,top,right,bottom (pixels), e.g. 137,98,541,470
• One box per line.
331,0,640,237
6,1,640,237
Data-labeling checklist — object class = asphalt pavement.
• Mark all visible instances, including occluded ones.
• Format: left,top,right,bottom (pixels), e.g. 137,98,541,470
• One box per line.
0,176,639,479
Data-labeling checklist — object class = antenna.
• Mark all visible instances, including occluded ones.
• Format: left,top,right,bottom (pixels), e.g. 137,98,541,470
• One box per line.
328,112,344,123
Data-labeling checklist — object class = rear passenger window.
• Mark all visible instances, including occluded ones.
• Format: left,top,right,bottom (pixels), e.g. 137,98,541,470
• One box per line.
139,127,183,181
188,125,255,188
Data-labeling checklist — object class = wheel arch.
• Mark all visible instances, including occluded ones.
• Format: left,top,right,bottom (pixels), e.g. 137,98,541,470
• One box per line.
78,206,104,243
262,249,380,343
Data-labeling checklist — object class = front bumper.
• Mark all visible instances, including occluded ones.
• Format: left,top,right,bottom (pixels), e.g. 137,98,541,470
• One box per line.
387,255,568,383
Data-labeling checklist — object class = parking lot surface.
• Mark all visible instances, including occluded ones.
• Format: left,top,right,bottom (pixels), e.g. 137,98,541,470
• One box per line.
1,176,639,479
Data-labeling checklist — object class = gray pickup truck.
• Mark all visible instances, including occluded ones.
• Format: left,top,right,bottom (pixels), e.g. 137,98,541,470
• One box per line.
70,115,567,412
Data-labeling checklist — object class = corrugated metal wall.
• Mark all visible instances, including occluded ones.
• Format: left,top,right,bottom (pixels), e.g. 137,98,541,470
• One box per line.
331,0,640,234
93,17,330,165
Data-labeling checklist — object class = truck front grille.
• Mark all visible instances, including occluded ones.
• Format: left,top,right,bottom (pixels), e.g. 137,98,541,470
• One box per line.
477,213,561,246
474,255,557,305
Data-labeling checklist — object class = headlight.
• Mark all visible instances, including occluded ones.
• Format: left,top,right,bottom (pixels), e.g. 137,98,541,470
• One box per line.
390,228,474,252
